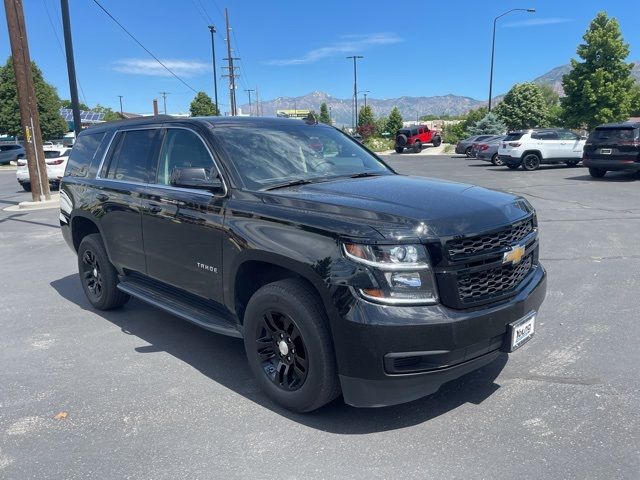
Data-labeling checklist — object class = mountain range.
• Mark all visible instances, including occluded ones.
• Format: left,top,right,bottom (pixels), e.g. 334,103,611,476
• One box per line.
239,62,640,126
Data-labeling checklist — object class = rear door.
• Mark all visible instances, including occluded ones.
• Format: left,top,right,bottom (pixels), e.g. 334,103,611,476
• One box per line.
95,127,162,274
532,131,561,159
585,126,640,162
557,130,584,158
140,126,227,303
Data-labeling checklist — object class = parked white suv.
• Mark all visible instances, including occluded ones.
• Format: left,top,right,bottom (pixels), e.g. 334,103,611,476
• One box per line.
498,129,586,171
16,146,71,191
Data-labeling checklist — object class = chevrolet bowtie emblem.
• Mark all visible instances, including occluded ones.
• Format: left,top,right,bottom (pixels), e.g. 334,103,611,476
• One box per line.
503,245,525,265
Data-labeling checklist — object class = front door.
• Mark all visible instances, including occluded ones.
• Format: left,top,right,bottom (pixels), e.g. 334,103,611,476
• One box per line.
140,127,227,303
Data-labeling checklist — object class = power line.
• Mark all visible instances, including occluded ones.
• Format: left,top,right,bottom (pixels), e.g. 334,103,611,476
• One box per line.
91,0,197,93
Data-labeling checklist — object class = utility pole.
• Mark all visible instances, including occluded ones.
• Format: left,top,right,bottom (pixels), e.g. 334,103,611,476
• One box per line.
159,91,169,114
117,95,123,115
244,89,254,116
4,0,50,201
208,25,219,114
60,0,81,138
222,8,240,116
255,86,260,116
346,55,363,130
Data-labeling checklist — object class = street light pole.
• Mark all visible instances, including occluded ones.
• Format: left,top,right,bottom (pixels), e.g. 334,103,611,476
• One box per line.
208,25,219,114
346,55,363,131
488,8,535,111
359,90,370,108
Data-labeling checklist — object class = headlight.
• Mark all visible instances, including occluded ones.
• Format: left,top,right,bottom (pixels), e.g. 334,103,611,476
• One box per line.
343,243,438,305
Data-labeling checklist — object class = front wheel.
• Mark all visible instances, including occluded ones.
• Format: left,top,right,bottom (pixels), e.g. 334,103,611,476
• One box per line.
566,160,580,167
522,153,541,171
432,136,442,147
492,154,504,166
78,234,130,310
413,141,422,153
395,147,404,154
243,279,340,412
20,183,31,192
589,167,607,178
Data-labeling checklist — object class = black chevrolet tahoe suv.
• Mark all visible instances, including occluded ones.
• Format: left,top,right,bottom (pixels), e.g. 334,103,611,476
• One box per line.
60,116,546,412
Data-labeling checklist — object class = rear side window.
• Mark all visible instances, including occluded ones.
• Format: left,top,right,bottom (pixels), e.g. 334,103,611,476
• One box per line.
590,128,638,143
557,130,579,140
532,131,559,140
504,133,524,141
104,129,159,183
65,132,106,178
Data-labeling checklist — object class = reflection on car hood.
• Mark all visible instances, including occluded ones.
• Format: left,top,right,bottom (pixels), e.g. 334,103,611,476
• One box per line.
262,175,532,239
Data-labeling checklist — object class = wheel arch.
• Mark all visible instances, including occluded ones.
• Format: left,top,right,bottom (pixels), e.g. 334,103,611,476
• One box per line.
521,149,543,160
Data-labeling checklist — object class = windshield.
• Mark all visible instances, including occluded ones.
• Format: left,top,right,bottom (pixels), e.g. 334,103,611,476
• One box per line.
212,123,393,190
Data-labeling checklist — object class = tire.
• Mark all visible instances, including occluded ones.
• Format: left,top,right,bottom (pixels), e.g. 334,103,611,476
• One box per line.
243,278,340,412
396,134,407,147
21,183,31,192
395,147,404,154
413,141,422,153
492,154,504,166
506,163,520,170
77,234,130,310
566,160,580,167
432,136,442,147
465,147,472,157
522,153,541,171
589,167,606,178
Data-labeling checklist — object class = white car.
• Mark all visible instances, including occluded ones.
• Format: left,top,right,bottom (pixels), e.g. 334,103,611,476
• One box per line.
497,128,586,171
16,146,72,191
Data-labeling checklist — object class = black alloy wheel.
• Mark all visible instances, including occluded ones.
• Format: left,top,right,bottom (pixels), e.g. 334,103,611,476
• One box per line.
255,310,309,391
465,146,472,157
81,249,103,300
522,153,541,171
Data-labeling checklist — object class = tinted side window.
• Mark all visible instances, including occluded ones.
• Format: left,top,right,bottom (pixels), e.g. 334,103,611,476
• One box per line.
532,131,559,140
558,130,579,140
155,129,214,185
65,132,106,178
504,133,524,141
104,129,158,182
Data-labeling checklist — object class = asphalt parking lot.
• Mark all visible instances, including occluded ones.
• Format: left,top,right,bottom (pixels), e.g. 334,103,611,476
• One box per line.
1,156,639,479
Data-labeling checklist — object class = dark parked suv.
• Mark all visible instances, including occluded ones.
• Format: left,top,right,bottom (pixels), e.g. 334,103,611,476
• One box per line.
583,122,640,178
60,116,546,412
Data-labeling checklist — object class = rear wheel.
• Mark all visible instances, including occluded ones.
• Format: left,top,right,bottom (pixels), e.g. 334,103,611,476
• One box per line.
413,141,422,153
522,153,541,171
243,279,340,412
20,183,31,192
589,167,607,178
432,136,442,147
395,147,404,154
492,154,504,166
465,146,472,157
77,234,130,310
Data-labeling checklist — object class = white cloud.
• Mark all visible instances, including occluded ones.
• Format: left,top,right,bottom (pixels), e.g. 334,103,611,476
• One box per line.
503,17,572,28
113,58,208,77
267,33,402,66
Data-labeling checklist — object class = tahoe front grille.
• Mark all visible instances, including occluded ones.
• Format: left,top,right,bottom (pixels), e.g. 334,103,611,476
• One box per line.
457,255,533,302
446,218,534,259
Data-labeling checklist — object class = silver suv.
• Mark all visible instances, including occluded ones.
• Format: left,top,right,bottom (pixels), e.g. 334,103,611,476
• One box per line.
498,129,586,171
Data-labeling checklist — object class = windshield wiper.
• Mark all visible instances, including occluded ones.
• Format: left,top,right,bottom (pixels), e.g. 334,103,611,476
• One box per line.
264,178,314,191
349,172,384,179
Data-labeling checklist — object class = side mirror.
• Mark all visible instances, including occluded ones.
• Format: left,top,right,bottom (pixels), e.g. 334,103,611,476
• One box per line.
170,167,223,192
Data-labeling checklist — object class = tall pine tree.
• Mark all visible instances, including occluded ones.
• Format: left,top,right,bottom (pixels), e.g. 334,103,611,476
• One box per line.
386,106,403,134
494,83,549,130
561,12,635,129
319,103,331,124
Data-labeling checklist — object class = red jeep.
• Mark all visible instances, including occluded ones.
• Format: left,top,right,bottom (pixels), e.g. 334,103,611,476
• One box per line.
395,126,442,153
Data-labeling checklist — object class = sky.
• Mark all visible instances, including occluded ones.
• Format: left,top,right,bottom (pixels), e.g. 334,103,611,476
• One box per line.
0,0,639,115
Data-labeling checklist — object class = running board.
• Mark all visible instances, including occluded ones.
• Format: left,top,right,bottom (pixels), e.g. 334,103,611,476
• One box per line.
117,278,242,338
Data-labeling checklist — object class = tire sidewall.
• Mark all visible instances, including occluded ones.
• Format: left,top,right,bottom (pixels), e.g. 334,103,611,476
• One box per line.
77,234,120,310
243,285,337,412
492,154,504,166
522,153,540,171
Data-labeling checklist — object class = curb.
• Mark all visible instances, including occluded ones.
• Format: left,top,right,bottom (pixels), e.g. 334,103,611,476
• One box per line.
3,194,60,212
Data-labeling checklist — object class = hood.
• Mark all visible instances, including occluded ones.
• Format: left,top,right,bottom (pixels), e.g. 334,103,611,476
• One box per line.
262,175,532,240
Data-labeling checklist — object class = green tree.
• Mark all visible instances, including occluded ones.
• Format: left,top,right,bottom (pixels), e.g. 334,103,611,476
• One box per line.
442,121,466,144
630,84,640,116
561,12,635,129
189,91,220,116
494,82,549,130
374,115,389,136
386,106,403,134
319,103,331,124
358,105,374,127
0,57,68,139
61,99,90,111
462,106,488,132
468,112,507,135
92,104,121,122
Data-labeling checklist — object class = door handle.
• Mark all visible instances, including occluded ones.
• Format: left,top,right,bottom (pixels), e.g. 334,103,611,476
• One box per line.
96,193,109,202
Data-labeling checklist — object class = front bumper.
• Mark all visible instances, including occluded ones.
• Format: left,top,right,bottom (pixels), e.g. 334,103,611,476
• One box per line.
583,158,640,171
333,265,546,407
